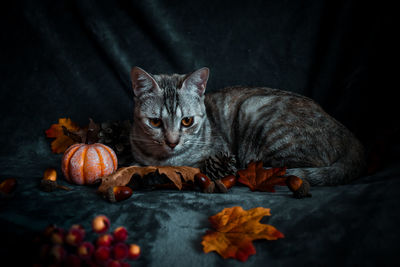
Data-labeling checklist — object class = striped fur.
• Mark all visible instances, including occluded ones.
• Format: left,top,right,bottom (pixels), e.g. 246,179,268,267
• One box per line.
130,68,365,186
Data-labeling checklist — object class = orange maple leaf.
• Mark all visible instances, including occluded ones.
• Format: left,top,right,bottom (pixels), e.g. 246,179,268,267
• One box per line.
45,118,80,153
202,206,284,262
237,161,287,192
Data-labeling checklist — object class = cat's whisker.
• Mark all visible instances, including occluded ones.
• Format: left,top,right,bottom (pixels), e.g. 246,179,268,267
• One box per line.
139,144,162,149
184,140,208,144
183,142,212,147
183,140,208,144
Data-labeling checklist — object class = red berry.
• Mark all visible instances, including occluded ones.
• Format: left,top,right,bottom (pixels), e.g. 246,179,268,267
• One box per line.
64,253,81,267
39,244,50,261
50,228,65,245
127,244,141,260
112,243,128,260
92,215,110,234
70,224,86,234
107,260,122,267
96,234,114,247
49,245,66,262
95,246,110,262
120,262,130,267
83,260,101,267
77,242,95,259
66,228,85,246
113,227,128,242
43,224,57,238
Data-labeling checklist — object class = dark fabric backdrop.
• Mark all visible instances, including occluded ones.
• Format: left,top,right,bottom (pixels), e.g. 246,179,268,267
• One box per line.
0,0,398,266
1,0,397,147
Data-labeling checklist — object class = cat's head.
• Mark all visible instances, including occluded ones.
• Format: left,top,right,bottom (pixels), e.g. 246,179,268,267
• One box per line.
130,67,209,158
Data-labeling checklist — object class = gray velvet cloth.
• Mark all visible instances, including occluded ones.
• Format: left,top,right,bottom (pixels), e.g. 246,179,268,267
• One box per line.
1,141,399,266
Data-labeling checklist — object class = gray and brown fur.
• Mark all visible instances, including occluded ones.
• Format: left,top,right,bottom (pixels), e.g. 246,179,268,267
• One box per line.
130,67,365,186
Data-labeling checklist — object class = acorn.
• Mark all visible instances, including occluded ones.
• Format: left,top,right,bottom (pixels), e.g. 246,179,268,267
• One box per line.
220,175,237,189
106,186,133,202
214,180,228,193
40,168,71,192
214,175,238,193
0,178,17,198
43,168,57,182
209,174,237,193
195,173,215,193
0,178,17,194
286,176,312,198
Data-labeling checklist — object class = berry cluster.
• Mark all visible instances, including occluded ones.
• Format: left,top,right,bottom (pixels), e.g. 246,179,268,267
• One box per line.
34,215,140,266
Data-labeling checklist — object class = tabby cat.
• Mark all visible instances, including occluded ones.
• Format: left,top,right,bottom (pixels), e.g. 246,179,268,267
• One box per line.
129,67,365,185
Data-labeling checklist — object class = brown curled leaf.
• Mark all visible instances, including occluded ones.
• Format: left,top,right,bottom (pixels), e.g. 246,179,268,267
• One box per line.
97,165,200,194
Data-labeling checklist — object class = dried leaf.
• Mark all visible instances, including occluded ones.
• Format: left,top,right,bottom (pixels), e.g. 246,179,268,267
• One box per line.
237,161,287,192
46,118,101,153
45,118,81,153
202,206,284,262
98,165,200,194
62,126,86,143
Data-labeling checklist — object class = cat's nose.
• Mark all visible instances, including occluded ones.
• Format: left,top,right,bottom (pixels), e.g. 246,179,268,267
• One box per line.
166,140,179,149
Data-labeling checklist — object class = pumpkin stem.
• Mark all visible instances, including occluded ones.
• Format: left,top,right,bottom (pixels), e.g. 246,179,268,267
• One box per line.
86,118,100,144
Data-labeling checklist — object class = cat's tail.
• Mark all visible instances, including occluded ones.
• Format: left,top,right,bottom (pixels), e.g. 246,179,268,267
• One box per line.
285,141,366,186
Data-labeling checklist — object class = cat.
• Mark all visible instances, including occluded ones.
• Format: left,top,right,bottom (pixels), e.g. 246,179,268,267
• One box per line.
129,67,365,185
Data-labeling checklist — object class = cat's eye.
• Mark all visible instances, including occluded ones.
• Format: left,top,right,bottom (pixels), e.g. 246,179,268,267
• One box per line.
181,117,194,127
149,118,162,128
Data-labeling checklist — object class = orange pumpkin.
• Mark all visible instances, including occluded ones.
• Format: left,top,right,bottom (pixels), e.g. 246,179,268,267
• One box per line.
61,143,118,185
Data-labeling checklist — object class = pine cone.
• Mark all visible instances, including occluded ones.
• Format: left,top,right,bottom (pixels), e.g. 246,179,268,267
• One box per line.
201,152,237,181
97,120,133,166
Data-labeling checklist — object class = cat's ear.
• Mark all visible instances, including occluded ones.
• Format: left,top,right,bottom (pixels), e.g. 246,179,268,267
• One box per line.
130,67,160,97
182,67,209,97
